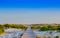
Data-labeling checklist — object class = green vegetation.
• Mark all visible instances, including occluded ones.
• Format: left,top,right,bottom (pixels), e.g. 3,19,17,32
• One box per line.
55,36,59,38
0,24,60,34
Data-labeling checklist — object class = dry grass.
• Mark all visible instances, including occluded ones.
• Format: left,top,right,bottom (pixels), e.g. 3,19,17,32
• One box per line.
36,35,41,38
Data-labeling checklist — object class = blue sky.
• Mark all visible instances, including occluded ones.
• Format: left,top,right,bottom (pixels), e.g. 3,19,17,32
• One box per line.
0,0,60,24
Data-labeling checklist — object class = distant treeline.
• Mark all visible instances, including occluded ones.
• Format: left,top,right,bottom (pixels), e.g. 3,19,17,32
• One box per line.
0,24,60,34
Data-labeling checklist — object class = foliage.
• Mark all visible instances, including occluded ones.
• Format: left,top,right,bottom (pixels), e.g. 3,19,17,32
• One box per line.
40,26,48,31
55,36,59,38
0,24,60,34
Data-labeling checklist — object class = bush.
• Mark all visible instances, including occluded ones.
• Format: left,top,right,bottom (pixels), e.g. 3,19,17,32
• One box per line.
0,29,4,34
40,26,48,31
55,36,59,38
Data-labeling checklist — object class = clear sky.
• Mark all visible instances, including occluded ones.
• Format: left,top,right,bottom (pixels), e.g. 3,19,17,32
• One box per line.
0,0,60,24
